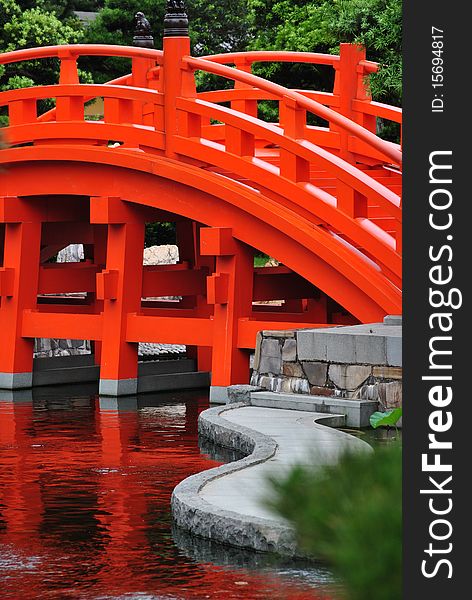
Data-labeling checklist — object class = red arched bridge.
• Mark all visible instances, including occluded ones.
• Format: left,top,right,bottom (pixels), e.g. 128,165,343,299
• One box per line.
0,29,401,396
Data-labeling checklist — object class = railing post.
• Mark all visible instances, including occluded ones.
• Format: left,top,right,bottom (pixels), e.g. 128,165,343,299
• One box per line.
334,43,375,160
57,49,83,121
280,96,310,182
232,59,258,118
162,1,195,158
58,49,79,84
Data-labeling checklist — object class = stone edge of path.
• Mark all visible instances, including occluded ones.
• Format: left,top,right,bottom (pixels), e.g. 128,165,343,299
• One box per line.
171,402,346,557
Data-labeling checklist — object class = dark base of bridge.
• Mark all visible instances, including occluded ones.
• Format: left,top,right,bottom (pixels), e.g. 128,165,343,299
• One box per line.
0,355,210,396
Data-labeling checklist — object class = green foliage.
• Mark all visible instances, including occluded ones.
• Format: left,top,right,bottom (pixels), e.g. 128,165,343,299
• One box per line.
145,222,176,247
268,443,402,600
82,1,250,82
248,0,402,106
370,407,402,429
0,0,85,91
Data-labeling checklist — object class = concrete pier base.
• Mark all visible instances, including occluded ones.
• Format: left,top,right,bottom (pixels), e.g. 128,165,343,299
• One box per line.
0,355,210,396
0,372,33,390
209,385,229,404
99,378,138,397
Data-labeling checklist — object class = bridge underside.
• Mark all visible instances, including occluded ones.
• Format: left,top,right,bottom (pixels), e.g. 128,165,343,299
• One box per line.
0,154,398,396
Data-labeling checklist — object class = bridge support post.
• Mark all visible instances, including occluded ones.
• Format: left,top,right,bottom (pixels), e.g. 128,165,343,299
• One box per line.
176,221,214,372
0,197,41,389
91,197,144,396
334,43,376,161
90,224,108,366
200,228,253,403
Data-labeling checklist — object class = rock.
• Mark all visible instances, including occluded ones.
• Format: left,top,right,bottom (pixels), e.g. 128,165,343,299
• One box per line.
309,386,333,397
372,366,403,380
57,244,84,263
259,338,282,375
281,338,297,362
328,364,372,391
143,244,179,265
227,385,261,405
282,362,304,377
383,314,402,326
377,381,403,409
302,361,328,386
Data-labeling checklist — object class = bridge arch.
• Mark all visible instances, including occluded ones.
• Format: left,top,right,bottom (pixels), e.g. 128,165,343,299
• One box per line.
1,149,400,321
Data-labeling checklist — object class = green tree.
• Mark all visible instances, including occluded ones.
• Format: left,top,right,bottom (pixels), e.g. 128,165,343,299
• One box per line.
248,0,402,106
268,443,402,600
82,0,249,82
0,0,90,123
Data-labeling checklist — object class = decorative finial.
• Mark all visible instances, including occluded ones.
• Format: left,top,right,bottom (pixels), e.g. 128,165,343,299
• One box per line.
133,12,154,48
164,0,189,37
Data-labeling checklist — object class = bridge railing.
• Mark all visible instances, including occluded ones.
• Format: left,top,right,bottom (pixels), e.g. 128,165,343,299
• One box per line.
0,44,401,161
197,47,402,158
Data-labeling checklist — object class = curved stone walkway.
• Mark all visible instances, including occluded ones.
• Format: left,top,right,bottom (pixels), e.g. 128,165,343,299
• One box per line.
201,406,369,519
172,403,371,555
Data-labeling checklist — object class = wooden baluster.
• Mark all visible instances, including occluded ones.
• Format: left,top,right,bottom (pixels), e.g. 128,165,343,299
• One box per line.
179,110,202,139
232,60,258,119
225,125,255,157
104,98,134,125
333,43,368,162
8,99,36,126
56,51,83,122
131,56,155,126
280,96,310,183
336,181,368,219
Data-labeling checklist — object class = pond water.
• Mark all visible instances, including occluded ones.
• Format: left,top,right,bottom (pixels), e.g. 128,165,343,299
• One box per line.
0,387,335,599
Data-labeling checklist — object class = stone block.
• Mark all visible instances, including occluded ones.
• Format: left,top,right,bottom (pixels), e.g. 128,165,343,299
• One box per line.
261,337,281,358
328,364,372,391
262,330,295,338
356,384,380,401
253,331,263,371
386,336,402,367
372,366,403,380
310,386,333,397
259,354,282,375
326,332,356,363
258,375,271,390
297,330,327,361
227,385,261,405
355,334,386,365
378,381,403,409
383,314,402,326
282,338,297,362
282,362,304,378
302,362,328,386
259,338,282,374
291,378,310,394
280,378,293,393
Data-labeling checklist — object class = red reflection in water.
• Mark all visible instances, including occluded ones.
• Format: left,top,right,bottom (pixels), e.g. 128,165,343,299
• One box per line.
0,391,333,600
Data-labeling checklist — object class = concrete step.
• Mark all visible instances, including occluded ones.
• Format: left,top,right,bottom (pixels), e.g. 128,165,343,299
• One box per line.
250,391,377,428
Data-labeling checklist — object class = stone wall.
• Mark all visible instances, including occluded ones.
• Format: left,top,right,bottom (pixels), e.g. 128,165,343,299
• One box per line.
250,318,402,410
